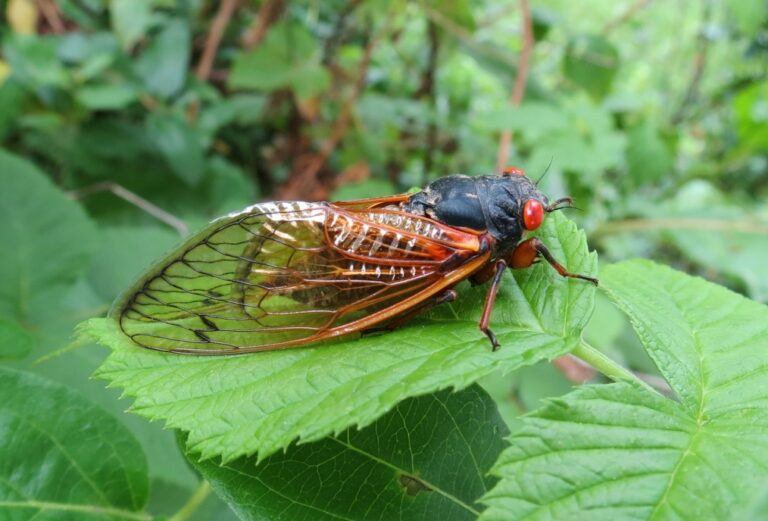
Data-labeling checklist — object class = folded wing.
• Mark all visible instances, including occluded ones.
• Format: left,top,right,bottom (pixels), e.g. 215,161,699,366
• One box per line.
115,201,487,354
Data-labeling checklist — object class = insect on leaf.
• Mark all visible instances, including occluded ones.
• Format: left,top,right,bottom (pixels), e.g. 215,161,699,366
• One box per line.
88,212,596,463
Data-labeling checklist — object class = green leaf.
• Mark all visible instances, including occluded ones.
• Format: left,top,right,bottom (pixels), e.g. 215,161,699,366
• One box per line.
111,0,155,50
0,149,95,323
626,120,673,185
728,0,768,36
0,368,149,520
664,208,768,302
229,22,330,99
145,111,205,185
562,34,619,100
0,317,36,359
134,18,190,99
481,260,768,519
480,102,569,141
187,385,507,521
86,225,178,302
89,212,596,463
3,34,70,89
75,83,140,110
0,79,27,139
331,178,396,201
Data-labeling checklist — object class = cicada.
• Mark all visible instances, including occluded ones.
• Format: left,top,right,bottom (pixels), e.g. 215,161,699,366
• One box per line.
114,168,597,354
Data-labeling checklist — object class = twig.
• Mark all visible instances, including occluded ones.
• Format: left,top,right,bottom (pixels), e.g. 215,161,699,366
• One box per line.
672,0,712,124
593,217,768,238
242,0,284,50
495,0,534,173
602,0,651,35
418,20,440,184
196,0,239,81
421,4,517,68
277,23,384,199
322,0,364,65
36,0,65,33
168,481,212,521
68,182,188,237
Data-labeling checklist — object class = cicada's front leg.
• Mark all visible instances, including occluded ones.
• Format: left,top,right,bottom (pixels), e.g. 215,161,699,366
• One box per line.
510,238,598,285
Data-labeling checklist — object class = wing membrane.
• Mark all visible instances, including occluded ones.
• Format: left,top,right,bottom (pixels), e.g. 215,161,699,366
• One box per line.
115,201,487,354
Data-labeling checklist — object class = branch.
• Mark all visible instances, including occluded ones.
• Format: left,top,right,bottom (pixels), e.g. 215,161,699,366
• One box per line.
168,481,211,521
322,0,364,65
277,24,384,199
602,0,651,35
242,0,285,50
593,217,768,238
36,0,65,34
68,182,188,237
672,0,712,124
418,20,440,183
422,4,516,68
195,0,240,81
495,0,534,173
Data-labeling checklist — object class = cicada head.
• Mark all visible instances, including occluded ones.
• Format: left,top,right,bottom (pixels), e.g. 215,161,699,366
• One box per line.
487,168,572,252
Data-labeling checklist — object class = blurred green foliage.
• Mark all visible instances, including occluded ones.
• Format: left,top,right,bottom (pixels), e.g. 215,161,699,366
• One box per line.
0,0,767,519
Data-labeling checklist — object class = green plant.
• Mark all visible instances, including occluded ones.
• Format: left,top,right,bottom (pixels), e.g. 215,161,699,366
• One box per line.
2,0,767,519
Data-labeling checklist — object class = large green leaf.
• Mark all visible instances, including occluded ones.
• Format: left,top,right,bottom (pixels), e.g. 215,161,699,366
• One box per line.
0,149,95,324
0,368,149,520
89,212,596,463
481,260,768,520
187,385,507,521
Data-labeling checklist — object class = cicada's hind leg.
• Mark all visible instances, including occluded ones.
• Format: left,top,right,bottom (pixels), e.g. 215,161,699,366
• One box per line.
477,260,507,352
510,238,598,285
362,289,459,337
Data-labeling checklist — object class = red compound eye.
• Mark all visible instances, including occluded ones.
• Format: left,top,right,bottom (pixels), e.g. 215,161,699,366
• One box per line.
502,166,526,177
522,199,544,230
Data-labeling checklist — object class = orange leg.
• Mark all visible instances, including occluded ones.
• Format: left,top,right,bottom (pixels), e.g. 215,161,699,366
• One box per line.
479,260,507,351
510,238,598,285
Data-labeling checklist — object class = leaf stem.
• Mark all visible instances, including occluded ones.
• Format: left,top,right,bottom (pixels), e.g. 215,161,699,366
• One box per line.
0,500,151,521
169,481,212,521
572,341,653,391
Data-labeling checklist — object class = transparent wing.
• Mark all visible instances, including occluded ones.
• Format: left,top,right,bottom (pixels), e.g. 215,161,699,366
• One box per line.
114,201,487,354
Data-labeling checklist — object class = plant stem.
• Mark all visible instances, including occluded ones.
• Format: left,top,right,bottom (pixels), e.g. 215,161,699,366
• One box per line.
572,341,653,392
169,481,212,521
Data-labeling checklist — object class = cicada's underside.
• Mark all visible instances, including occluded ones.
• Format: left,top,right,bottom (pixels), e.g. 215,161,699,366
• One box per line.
116,199,490,354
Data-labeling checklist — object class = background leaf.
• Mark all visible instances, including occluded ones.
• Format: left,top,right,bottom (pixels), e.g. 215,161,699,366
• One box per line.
480,260,768,519
134,18,190,99
0,367,149,520
562,34,619,100
89,212,596,463
111,0,154,50
0,149,95,324
229,22,330,99
188,385,507,521
144,111,205,186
